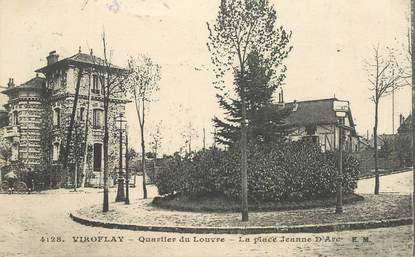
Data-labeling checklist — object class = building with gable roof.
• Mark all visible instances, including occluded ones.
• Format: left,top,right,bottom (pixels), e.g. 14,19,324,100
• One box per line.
277,98,361,152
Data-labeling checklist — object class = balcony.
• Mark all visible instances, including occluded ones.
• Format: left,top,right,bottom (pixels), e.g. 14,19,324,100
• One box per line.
3,125,19,138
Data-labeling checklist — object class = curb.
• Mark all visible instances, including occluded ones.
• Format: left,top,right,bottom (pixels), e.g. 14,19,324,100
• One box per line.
69,212,413,234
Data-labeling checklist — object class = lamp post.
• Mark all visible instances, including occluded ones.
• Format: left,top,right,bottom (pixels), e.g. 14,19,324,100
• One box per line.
336,117,344,214
333,100,349,214
125,125,130,205
115,113,126,202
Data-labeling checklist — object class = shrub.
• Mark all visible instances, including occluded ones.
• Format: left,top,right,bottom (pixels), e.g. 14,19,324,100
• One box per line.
155,142,360,202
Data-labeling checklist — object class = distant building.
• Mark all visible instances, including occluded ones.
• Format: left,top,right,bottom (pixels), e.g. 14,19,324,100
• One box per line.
1,49,129,186
397,114,411,136
277,98,361,152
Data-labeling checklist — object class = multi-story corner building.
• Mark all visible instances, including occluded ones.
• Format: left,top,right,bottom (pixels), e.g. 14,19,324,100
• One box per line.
1,48,129,186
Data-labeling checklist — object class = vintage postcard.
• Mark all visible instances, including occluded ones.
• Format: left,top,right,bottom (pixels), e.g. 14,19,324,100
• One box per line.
0,0,413,256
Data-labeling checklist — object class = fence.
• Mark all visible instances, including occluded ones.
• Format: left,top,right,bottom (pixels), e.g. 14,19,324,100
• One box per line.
350,150,410,178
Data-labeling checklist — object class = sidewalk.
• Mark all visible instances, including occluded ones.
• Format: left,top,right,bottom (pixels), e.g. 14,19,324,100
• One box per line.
70,193,412,234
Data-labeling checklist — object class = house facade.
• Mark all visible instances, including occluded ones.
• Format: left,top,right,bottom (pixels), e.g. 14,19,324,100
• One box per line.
1,49,129,187
279,98,361,152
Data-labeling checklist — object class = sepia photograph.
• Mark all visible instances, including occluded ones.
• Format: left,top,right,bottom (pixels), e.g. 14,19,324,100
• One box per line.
0,0,413,256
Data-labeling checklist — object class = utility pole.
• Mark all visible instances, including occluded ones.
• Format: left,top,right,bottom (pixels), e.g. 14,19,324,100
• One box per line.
115,113,126,202
125,124,130,204
203,128,206,150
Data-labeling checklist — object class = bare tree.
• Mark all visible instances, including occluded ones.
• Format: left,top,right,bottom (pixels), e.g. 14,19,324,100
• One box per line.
365,45,406,195
150,121,162,182
127,54,161,199
97,32,130,212
181,121,198,153
61,65,84,185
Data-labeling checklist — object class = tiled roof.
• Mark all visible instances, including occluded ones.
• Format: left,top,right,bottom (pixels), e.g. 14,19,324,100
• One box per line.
1,76,46,94
277,98,356,134
284,98,339,126
35,52,125,73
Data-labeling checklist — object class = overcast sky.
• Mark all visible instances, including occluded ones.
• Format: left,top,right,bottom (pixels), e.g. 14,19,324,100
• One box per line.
0,0,411,154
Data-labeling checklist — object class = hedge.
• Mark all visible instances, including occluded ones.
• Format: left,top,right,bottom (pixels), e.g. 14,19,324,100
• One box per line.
155,141,360,202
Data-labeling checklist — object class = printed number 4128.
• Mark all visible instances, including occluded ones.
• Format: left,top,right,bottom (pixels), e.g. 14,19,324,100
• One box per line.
40,236,64,243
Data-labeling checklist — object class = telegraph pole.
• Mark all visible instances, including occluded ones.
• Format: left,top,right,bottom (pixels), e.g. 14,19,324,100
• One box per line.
203,128,206,150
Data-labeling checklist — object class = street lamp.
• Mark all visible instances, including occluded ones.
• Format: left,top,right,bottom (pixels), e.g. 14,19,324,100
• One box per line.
333,100,349,214
124,124,130,205
115,113,127,202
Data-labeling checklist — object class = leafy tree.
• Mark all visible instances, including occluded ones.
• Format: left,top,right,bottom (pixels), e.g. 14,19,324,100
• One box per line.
207,0,292,221
213,50,292,145
127,54,161,199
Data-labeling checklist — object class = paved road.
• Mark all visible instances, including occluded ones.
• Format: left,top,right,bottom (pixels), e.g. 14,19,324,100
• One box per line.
0,175,412,257
356,170,413,194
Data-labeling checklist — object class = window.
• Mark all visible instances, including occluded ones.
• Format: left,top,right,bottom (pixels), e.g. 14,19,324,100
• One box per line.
92,75,105,95
100,76,105,94
12,111,19,125
93,109,103,129
92,75,100,94
79,107,85,121
61,71,67,87
53,108,61,127
93,143,102,171
52,142,60,161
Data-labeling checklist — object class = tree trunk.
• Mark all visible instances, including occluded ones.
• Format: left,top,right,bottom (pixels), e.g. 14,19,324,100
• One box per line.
240,71,248,222
102,94,109,212
62,68,83,185
140,123,147,199
81,68,92,188
374,101,380,195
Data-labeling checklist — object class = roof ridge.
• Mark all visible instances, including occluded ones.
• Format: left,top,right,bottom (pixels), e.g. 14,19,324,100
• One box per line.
285,98,338,104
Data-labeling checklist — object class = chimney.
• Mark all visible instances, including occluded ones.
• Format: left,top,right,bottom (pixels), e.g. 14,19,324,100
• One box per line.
281,88,284,103
7,78,15,88
90,48,93,56
399,114,404,125
46,51,59,66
